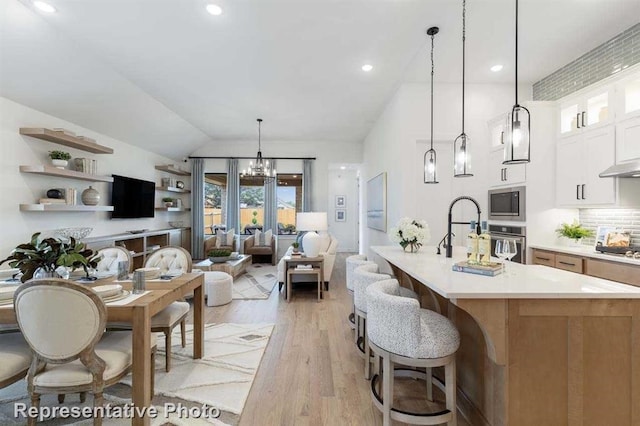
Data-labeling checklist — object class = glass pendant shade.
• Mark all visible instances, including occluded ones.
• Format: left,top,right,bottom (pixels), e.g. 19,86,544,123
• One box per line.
454,134,473,177
424,148,438,183
504,104,531,164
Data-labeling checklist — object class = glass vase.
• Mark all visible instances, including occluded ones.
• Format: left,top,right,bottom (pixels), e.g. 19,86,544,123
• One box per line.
401,242,420,253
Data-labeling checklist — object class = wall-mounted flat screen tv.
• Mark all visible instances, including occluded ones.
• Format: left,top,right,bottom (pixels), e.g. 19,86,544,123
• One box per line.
111,175,155,219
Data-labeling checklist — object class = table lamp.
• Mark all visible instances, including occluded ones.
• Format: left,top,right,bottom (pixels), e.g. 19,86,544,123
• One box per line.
296,212,328,258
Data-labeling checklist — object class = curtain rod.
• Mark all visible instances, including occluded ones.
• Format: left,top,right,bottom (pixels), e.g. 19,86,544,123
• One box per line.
188,156,316,160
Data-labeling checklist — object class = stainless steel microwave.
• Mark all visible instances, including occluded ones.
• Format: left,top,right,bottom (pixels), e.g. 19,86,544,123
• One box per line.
488,186,526,221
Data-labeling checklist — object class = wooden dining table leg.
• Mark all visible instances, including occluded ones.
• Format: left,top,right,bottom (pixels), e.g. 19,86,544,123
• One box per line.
131,305,151,426
193,277,204,359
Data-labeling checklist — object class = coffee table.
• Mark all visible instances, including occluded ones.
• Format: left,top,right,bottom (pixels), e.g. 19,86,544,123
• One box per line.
194,254,252,278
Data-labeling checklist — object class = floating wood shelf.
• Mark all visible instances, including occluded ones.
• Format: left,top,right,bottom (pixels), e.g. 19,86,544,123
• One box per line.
20,165,114,183
20,128,114,154
156,186,191,194
155,207,191,212
20,204,114,212
155,165,191,176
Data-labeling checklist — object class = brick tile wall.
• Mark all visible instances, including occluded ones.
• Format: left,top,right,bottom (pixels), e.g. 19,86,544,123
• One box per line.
579,209,640,246
533,23,640,101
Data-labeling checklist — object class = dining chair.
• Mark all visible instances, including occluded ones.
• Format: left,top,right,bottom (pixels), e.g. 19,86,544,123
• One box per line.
144,246,192,371
95,246,133,275
14,279,155,426
0,331,32,391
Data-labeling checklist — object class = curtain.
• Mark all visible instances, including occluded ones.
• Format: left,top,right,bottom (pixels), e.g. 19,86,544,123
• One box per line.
191,158,205,259
303,159,313,212
226,159,240,233
263,160,277,233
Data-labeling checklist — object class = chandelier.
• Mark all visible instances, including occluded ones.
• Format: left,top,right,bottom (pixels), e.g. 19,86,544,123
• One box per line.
241,118,276,183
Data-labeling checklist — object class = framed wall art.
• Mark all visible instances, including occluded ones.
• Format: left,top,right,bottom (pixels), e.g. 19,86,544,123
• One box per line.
366,172,387,232
335,195,346,208
335,209,346,222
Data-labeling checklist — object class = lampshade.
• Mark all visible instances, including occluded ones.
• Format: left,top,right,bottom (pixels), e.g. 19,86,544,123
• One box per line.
296,212,328,232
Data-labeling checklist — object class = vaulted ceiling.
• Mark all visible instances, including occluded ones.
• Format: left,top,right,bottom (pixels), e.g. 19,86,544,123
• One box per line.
1,0,638,159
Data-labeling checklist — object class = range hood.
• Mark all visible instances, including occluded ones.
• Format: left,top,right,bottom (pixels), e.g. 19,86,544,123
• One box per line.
599,160,640,178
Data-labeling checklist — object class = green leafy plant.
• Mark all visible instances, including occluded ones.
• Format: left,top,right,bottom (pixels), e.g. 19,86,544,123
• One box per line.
162,197,174,203
48,150,71,160
291,242,299,249
556,221,594,240
208,249,232,258
251,210,258,225
0,232,99,282
285,224,296,234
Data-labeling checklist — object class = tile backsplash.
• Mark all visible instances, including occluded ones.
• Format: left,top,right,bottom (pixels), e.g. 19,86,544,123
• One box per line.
579,209,640,246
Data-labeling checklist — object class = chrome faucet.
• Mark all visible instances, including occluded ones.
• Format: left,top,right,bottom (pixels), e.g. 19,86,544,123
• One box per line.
445,196,482,258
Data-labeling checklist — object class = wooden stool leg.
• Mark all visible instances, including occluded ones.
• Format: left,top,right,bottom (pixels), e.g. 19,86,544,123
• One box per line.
80,392,87,403
364,332,371,380
165,330,172,372
28,393,40,426
93,392,103,426
426,366,433,401
446,359,457,426
382,355,393,426
180,320,186,348
57,394,65,403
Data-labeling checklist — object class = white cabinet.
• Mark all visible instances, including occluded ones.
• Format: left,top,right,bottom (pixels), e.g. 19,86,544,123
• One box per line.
616,116,640,162
616,73,640,121
489,149,526,187
488,114,508,148
556,126,616,206
559,87,614,137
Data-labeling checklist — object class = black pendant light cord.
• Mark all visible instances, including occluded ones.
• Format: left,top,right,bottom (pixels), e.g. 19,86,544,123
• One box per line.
461,0,466,134
515,0,518,106
430,32,435,150
257,118,262,153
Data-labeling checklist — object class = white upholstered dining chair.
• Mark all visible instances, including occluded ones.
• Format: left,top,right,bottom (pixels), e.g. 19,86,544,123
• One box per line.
14,279,150,426
0,331,32,391
95,246,133,275
143,246,192,371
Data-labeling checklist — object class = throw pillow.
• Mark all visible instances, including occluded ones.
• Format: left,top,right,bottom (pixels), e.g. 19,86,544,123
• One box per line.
225,228,235,246
254,229,263,246
264,229,273,246
215,229,224,248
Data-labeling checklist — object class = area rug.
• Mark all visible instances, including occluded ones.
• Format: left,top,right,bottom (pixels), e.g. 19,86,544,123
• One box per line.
0,323,274,425
232,264,278,300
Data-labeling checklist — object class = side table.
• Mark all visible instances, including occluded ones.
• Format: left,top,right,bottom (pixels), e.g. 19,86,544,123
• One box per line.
283,256,325,301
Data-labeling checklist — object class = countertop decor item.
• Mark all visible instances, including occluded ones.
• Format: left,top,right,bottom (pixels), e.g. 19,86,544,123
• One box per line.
0,232,99,282
48,150,71,169
424,26,440,184
503,0,531,164
162,197,174,207
55,227,93,239
81,186,100,206
453,0,473,178
208,249,232,263
389,217,430,253
556,220,594,246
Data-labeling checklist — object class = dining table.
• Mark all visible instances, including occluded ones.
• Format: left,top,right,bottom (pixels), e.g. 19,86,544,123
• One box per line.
0,271,205,426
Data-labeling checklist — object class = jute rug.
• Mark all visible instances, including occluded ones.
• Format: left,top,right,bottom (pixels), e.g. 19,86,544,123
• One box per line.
0,323,274,425
232,264,278,300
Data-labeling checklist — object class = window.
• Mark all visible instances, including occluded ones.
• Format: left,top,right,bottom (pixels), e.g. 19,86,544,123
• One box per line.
240,177,265,234
276,174,303,234
204,174,227,235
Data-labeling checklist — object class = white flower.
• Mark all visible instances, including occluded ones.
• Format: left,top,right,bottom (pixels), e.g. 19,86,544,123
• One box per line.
388,218,431,246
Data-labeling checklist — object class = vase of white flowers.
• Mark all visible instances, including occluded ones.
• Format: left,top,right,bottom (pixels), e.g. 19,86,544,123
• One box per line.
389,217,430,253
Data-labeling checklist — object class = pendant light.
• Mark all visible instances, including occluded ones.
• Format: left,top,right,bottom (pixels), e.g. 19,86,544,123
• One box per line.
503,0,530,164
424,26,439,184
240,118,276,183
454,0,473,177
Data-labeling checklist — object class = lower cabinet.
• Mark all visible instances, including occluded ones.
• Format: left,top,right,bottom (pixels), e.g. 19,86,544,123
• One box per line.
531,248,640,286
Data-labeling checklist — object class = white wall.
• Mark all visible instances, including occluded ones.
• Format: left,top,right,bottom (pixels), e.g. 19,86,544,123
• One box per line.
361,82,531,257
327,168,359,252
0,96,190,260
191,140,362,215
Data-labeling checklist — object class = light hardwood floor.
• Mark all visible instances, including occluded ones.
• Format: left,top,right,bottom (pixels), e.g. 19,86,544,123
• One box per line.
191,254,469,426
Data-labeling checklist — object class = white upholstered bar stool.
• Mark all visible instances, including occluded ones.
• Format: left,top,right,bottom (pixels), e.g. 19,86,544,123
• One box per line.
346,255,368,329
366,279,460,426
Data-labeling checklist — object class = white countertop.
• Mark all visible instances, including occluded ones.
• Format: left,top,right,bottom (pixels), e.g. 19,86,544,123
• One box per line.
529,243,640,266
371,245,640,299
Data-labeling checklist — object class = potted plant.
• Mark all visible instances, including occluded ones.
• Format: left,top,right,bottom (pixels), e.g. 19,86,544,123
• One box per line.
556,221,594,246
291,242,300,253
0,232,100,282
207,249,232,263
251,210,259,225
162,197,174,207
48,150,71,169
285,224,296,235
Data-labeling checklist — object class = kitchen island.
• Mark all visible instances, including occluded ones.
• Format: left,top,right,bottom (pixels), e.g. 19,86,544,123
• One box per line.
371,245,640,426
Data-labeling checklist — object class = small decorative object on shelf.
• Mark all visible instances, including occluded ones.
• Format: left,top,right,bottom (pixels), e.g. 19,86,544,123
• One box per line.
46,188,64,199
49,150,71,169
74,158,97,175
389,217,430,253
168,221,184,228
176,180,185,189
162,197,174,207
208,249,232,263
81,186,100,206
55,227,93,239
556,220,594,247
291,242,300,254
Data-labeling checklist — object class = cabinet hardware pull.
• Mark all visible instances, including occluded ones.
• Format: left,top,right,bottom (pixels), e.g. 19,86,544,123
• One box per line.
504,168,507,181
559,261,576,266
576,113,581,129
503,168,506,181
500,131,504,145
581,111,586,127
576,184,580,200
581,184,586,200
536,257,551,261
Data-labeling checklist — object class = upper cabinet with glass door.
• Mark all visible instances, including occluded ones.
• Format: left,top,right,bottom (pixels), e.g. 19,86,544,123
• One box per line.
558,86,614,137
617,72,640,120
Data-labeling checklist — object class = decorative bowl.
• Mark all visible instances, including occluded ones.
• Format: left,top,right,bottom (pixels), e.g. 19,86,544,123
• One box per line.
55,227,93,239
169,221,184,228
209,256,231,263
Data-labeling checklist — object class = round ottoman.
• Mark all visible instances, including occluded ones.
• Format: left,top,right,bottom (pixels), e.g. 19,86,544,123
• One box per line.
204,271,233,307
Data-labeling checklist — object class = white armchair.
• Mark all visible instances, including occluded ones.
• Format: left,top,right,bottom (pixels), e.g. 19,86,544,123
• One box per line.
277,234,338,289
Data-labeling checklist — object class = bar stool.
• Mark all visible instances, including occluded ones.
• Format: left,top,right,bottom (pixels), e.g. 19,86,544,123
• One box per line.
366,279,460,426
345,254,368,329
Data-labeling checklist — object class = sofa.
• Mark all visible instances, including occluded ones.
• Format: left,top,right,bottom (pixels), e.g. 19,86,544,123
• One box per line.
277,234,338,289
244,234,277,265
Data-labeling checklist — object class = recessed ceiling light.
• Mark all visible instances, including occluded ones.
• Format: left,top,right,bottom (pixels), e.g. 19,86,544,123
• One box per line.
340,166,346,170
361,64,373,72
33,1,56,13
206,4,223,16
490,64,504,72
292,175,297,178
